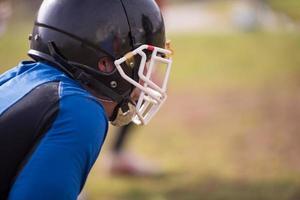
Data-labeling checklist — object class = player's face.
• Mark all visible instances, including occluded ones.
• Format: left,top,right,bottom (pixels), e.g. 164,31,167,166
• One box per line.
130,61,149,103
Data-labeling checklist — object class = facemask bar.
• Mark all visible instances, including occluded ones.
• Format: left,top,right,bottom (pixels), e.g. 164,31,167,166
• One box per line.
114,44,172,125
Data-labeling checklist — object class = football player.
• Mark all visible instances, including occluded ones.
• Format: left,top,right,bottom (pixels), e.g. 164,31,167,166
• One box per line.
0,0,172,199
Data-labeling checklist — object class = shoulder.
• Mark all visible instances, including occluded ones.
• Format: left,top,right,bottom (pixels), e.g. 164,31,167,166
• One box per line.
53,80,109,142
37,61,109,136
58,79,108,129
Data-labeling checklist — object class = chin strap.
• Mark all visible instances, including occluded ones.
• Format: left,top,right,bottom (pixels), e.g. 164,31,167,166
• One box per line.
47,41,127,106
109,98,134,121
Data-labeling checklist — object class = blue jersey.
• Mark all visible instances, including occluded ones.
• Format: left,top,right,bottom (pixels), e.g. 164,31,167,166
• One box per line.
0,61,108,200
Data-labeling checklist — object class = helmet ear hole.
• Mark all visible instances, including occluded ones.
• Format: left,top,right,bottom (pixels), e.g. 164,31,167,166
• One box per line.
98,57,115,74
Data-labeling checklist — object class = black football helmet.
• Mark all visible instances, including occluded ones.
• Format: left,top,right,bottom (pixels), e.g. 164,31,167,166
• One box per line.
28,0,172,125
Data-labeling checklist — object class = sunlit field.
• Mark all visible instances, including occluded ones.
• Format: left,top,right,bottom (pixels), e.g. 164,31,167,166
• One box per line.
269,0,300,20
1,10,300,200
83,32,300,200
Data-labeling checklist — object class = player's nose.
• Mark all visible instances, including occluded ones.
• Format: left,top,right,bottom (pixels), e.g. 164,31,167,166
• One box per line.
130,87,140,103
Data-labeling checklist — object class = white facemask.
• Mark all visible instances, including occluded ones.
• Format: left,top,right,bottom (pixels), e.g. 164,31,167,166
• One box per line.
114,44,172,125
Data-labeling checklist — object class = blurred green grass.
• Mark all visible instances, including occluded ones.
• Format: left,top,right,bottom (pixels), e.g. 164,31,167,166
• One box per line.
0,21,32,70
268,0,300,20
170,32,300,91
1,20,300,200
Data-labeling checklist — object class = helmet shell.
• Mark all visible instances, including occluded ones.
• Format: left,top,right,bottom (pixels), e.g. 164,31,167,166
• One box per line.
29,0,165,100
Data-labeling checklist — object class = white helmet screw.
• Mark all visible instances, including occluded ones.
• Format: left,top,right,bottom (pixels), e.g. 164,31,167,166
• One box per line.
110,81,117,88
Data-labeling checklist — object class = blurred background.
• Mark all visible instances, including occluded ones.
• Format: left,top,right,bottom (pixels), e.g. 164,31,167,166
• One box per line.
1,0,300,199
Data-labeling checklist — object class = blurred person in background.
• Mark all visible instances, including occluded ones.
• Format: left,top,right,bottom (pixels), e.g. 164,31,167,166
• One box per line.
0,0,11,36
108,0,168,177
0,0,172,199
232,0,267,31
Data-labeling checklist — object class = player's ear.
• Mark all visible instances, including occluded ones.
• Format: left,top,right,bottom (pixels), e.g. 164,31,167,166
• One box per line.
98,57,115,74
